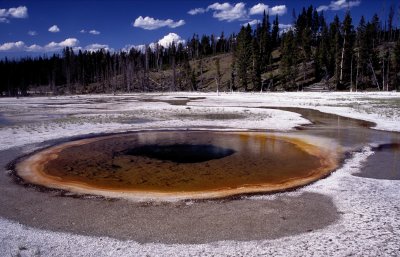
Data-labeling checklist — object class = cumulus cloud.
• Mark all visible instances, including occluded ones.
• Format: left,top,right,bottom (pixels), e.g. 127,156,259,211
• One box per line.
133,16,185,30
157,33,185,48
317,0,361,12
207,2,248,22
48,25,60,33
249,3,287,16
0,17,9,23
249,3,267,15
0,6,28,23
7,6,28,18
122,44,147,53
189,2,287,22
45,38,78,49
28,30,37,36
80,29,101,35
279,23,294,34
0,38,117,54
270,5,287,16
81,43,112,52
207,2,232,11
242,19,260,27
123,33,185,53
89,30,100,35
0,38,79,52
188,8,206,15
0,41,26,51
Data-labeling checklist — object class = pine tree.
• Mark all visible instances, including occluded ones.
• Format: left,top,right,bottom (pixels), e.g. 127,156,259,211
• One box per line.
214,57,222,94
330,15,342,88
339,11,355,89
394,39,400,91
251,37,262,91
260,11,271,73
235,25,252,90
280,30,298,90
271,15,280,48
355,16,369,90
314,12,329,81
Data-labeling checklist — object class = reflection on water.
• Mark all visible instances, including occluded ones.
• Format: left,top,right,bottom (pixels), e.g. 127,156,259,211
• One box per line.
278,108,400,180
41,131,332,192
355,143,400,180
121,144,235,163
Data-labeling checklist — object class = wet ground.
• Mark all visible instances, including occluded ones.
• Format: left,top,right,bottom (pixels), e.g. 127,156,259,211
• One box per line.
0,97,399,245
270,107,400,180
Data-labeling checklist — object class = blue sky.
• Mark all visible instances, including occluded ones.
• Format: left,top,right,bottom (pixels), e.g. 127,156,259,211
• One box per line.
0,0,397,58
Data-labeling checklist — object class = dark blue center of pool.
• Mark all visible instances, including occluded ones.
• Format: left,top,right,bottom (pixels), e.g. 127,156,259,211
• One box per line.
122,144,236,163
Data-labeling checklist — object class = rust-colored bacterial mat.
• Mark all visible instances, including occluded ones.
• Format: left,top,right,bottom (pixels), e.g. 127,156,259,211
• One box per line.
16,131,339,201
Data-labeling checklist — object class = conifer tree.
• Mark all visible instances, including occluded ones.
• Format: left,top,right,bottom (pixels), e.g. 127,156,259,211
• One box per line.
330,15,342,88
271,15,280,48
280,30,298,90
394,38,400,90
339,11,355,88
251,37,262,91
355,16,368,90
260,11,271,73
235,25,252,90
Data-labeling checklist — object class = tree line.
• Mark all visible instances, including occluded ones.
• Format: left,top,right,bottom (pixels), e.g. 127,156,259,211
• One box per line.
1,5,400,96
0,32,236,95
234,6,400,92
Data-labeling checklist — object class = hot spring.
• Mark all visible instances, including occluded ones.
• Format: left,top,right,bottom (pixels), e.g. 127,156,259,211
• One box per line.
15,131,339,201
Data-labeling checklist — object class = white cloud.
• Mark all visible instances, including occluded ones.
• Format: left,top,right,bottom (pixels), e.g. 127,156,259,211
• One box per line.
0,41,26,51
249,3,268,15
242,19,260,27
207,2,232,11
122,44,147,53
188,8,206,15
157,33,185,48
193,2,286,22
48,25,60,33
26,44,43,52
279,23,294,34
249,3,287,16
0,17,9,23
330,0,361,10
133,16,185,30
279,24,293,29
122,33,185,53
81,29,101,35
316,5,330,12
208,2,248,22
270,5,287,16
28,30,37,36
51,38,79,48
0,38,116,54
317,0,361,12
0,38,80,52
44,38,79,52
0,6,28,23
83,43,112,52
89,30,100,35
7,6,28,18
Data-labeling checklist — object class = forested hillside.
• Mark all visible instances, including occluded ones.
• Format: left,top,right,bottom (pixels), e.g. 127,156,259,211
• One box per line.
1,5,400,96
